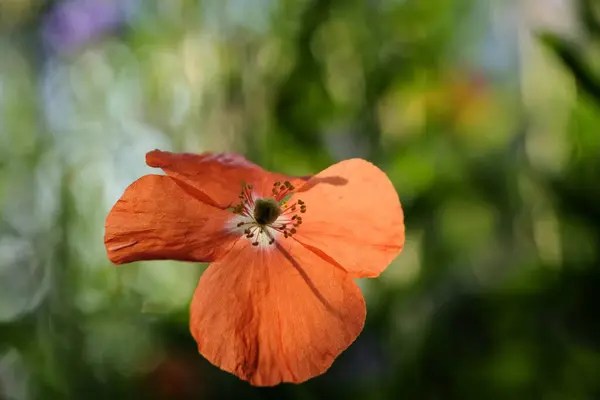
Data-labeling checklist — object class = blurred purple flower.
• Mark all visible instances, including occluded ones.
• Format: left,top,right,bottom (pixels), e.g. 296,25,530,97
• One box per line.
42,0,126,53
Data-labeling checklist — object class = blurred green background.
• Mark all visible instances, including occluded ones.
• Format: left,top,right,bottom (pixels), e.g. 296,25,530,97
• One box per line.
1,0,600,399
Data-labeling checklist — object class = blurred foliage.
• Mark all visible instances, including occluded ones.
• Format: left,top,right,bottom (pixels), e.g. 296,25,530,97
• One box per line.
1,0,600,399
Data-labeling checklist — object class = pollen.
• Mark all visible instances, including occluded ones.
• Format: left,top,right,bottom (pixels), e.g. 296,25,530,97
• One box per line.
229,181,308,248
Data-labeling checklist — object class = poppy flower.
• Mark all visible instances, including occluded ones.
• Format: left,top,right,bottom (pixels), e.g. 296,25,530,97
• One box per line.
104,150,405,386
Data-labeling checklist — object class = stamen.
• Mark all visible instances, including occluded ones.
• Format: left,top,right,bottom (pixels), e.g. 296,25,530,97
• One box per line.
272,180,297,202
230,181,308,248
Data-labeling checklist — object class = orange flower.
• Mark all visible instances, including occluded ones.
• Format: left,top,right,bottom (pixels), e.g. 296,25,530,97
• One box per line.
105,150,405,386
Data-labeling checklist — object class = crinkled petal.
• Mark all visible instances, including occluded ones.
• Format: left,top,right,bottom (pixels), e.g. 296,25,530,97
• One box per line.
105,175,235,264
190,238,365,386
146,150,309,208
293,159,404,278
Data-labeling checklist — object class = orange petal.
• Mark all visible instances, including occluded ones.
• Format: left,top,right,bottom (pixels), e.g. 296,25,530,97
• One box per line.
293,159,404,278
190,238,365,386
105,175,235,265
146,150,309,208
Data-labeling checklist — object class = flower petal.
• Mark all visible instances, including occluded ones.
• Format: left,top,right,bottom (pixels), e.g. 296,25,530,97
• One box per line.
190,238,365,386
105,175,235,265
146,150,308,208
293,159,404,278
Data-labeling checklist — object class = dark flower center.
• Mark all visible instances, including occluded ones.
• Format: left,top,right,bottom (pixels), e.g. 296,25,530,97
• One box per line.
253,199,281,225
